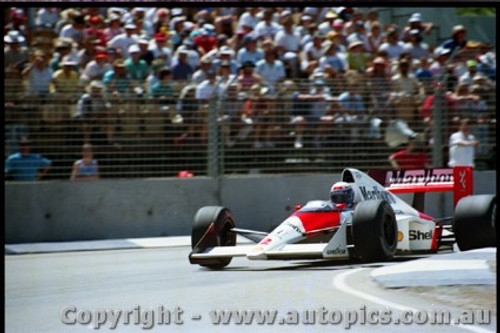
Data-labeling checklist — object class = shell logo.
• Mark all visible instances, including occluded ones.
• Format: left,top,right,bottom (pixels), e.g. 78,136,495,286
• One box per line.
397,231,404,242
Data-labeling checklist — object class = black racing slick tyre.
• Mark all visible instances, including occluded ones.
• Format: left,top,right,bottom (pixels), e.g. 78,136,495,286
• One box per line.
453,195,496,251
351,200,398,262
191,206,236,269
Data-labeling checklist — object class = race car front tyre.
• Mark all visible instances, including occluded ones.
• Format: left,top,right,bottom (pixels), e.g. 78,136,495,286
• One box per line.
453,195,496,251
351,200,398,262
191,206,236,269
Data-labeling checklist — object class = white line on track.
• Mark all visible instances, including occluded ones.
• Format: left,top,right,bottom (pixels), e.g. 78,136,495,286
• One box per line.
332,268,494,333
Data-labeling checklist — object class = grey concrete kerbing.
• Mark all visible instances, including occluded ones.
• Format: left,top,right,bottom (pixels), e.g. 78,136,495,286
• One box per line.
370,248,497,288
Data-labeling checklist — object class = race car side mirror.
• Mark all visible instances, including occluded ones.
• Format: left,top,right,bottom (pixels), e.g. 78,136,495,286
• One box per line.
335,203,347,210
294,205,302,211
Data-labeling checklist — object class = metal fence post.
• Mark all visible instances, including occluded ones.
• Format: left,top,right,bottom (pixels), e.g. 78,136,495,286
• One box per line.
432,83,445,168
207,89,220,178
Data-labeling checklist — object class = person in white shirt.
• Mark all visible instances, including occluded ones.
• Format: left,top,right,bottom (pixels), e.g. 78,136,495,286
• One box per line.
378,28,405,60
448,118,479,167
196,71,217,101
36,8,60,28
238,8,260,31
59,15,87,46
274,17,300,55
254,9,281,40
107,23,138,58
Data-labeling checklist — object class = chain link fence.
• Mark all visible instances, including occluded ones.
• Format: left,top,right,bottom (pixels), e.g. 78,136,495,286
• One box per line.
4,76,496,180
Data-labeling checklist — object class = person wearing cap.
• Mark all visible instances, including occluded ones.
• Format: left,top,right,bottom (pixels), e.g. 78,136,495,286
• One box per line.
346,20,367,46
85,16,107,47
107,23,139,58
439,25,467,54
295,14,314,39
403,29,430,60
135,38,154,66
52,56,80,98
303,31,325,63
170,15,187,49
236,34,264,68
81,51,113,82
172,48,194,80
192,27,218,57
148,33,172,65
103,14,123,42
378,28,405,60
346,39,369,73
124,44,149,82
179,39,200,70
429,47,451,78
402,13,433,43
59,15,87,46
75,80,114,145
5,137,52,181
255,48,286,89
254,9,281,40
4,31,30,73
212,47,239,75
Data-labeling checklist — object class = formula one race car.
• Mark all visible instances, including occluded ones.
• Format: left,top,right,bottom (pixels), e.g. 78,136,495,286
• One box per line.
189,167,496,269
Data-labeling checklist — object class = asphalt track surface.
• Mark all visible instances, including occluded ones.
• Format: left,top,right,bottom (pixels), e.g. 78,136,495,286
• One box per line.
5,244,497,333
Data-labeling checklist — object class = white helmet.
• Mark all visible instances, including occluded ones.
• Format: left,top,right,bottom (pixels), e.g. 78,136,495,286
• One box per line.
330,181,354,206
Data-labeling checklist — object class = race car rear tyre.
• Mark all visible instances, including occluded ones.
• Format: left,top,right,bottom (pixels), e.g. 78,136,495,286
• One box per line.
453,195,496,251
191,206,236,269
351,200,398,262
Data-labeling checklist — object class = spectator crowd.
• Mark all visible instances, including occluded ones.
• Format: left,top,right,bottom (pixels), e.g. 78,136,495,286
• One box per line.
4,7,497,179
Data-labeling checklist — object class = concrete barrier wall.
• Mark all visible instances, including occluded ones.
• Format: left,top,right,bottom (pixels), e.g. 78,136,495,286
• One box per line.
5,171,496,244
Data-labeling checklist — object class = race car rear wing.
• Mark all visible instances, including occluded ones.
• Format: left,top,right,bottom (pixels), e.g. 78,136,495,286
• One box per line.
368,167,473,208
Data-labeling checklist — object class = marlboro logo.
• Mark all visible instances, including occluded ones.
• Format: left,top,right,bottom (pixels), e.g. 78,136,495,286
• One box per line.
386,169,453,187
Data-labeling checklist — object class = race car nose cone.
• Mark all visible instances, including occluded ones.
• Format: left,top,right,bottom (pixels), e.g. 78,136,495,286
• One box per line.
246,246,267,260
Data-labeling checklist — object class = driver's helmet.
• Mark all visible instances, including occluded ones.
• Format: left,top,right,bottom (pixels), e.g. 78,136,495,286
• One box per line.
330,181,354,206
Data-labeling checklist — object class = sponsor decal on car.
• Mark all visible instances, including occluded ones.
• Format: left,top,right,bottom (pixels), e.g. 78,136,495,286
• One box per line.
409,229,433,241
359,186,396,204
386,169,453,187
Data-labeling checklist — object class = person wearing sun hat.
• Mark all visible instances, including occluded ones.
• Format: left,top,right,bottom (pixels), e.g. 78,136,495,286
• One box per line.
124,44,149,81
107,22,138,58
76,80,114,145
4,30,30,73
439,25,468,54
346,39,369,73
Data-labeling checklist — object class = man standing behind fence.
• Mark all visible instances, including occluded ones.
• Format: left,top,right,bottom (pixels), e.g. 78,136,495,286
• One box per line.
448,118,479,168
5,137,51,181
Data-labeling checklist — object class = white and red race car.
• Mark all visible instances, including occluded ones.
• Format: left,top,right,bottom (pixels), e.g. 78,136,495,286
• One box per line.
189,167,496,269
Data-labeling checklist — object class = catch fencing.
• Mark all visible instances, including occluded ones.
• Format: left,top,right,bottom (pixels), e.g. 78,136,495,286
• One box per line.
4,76,496,180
